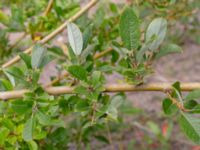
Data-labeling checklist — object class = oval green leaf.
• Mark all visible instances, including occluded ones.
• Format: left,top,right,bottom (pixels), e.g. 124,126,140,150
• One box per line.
156,43,182,59
67,22,83,56
23,117,34,142
119,7,140,50
31,45,47,69
162,98,178,115
68,65,87,81
179,113,200,144
146,18,167,51
185,89,200,101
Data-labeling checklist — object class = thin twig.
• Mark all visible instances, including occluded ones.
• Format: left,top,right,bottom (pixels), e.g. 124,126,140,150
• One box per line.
93,48,113,59
1,0,99,69
43,0,54,16
167,93,189,112
1,82,200,100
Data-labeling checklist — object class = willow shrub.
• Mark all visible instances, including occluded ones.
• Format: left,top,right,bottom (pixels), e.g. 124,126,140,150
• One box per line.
0,0,199,149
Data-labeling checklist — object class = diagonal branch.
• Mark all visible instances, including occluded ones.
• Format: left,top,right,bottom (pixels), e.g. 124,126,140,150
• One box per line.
1,0,99,69
1,82,200,100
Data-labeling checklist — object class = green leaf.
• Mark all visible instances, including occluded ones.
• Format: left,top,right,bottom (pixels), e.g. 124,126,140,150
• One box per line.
80,45,95,62
0,127,9,146
0,102,7,115
105,94,125,121
74,86,88,95
32,70,40,84
68,65,87,81
162,98,178,115
20,53,32,69
110,94,125,109
48,46,64,56
3,70,15,87
109,3,118,13
0,79,13,90
172,82,181,91
76,100,89,111
28,141,38,150
49,127,68,143
0,10,9,25
4,66,24,81
36,111,51,126
9,6,25,31
83,25,93,50
119,7,140,50
91,71,104,87
95,135,109,144
93,7,105,27
146,18,167,51
1,118,15,131
184,100,198,109
121,106,142,114
31,45,47,69
185,89,200,101
136,43,149,62
111,50,119,63
172,81,181,97
67,22,83,55
156,43,182,59
179,113,200,144
50,119,65,127
120,101,142,115
147,121,160,135
189,105,200,113
107,106,118,121
23,117,34,142
11,100,33,115
34,131,47,140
